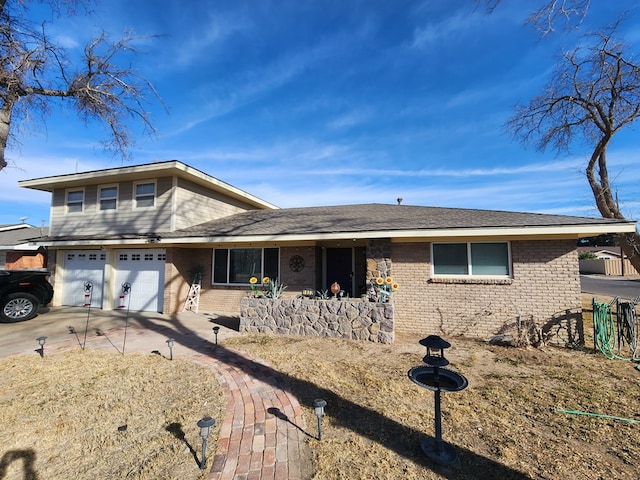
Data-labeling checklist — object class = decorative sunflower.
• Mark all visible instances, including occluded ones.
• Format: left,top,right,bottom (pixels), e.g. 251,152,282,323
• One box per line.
376,277,384,285
385,276,393,284
262,276,270,285
392,282,399,291
249,277,258,284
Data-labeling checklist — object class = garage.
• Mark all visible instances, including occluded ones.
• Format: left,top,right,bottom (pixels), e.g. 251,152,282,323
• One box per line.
114,249,166,312
61,250,106,308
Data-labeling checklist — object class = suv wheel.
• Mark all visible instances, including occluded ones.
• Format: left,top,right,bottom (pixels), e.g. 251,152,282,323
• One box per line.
0,293,40,322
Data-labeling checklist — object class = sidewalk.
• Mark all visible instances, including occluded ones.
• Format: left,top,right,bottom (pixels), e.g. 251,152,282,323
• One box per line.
0,307,314,479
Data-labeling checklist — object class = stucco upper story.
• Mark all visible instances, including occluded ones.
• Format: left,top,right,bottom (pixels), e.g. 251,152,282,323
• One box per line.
17,160,278,237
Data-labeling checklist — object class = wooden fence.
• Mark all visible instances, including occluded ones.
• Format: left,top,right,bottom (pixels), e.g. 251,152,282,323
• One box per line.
579,258,640,276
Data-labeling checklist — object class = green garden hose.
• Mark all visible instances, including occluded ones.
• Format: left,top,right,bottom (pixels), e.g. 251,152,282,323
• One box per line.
556,408,640,424
593,297,619,360
593,297,640,367
617,298,639,359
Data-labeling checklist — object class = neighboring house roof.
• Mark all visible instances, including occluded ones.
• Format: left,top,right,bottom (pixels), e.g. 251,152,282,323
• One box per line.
33,203,637,246
17,160,278,211
0,225,49,250
578,246,623,258
0,224,32,232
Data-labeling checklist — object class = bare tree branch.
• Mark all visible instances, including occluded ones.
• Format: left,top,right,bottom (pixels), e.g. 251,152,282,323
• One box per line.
506,23,640,268
479,0,591,35
526,0,591,35
0,0,163,170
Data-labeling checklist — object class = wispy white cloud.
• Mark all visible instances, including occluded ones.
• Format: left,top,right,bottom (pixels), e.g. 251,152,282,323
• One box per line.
164,53,315,136
238,168,595,215
51,33,80,49
165,40,346,136
411,11,476,49
257,157,585,179
326,108,375,130
144,138,354,166
168,13,250,69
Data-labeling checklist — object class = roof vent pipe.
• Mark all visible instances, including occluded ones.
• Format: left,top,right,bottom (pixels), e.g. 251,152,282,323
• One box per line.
397,197,403,205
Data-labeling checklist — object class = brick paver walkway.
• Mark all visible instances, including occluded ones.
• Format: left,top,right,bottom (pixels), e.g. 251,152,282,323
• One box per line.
204,349,311,480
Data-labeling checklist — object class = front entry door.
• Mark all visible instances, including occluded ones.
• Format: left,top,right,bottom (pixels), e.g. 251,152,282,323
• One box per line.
326,248,353,297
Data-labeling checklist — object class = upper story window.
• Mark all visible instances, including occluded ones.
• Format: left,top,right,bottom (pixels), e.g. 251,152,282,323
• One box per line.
213,247,279,284
432,242,511,277
66,189,84,214
134,182,155,208
99,185,118,211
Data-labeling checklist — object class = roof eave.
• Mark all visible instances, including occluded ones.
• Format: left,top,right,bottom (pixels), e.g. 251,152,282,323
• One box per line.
0,242,42,250
17,160,278,211
32,221,635,247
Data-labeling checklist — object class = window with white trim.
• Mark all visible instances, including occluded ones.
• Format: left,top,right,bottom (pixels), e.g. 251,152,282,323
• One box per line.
213,247,279,284
432,242,511,277
134,182,155,208
66,189,84,214
99,185,118,211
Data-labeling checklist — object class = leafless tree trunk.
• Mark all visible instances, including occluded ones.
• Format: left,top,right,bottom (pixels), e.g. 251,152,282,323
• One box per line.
0,0,163,171
507,25,640,272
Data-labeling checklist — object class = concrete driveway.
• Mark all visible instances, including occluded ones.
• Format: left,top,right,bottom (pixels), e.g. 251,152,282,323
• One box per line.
581,274,640,300
0,306,240,359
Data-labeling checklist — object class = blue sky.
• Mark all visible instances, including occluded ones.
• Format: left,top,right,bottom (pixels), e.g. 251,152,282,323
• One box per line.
2,0,640,226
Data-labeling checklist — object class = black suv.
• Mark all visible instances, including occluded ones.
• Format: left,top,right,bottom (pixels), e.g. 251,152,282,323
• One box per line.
0,270,54,322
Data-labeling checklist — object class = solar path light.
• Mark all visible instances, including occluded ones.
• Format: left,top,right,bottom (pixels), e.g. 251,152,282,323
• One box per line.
212,326,220,345
197,416,215,470
36,336,47,357
166,338,175,360
313,398,327,440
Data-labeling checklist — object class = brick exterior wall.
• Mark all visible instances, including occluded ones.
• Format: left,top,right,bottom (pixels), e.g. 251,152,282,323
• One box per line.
391,240,582,341
278,246,319,293
167,246,319,314
5,251,46,269
166,240,582,343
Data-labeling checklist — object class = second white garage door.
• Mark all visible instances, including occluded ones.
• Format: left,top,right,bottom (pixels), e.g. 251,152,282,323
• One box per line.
114,249,166,312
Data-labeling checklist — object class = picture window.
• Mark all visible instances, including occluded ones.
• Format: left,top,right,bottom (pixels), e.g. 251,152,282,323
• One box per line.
432,242,510,277
213,247,279,284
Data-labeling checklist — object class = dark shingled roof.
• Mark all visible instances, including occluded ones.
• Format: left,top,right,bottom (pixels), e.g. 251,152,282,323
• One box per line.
0,225,49,246
164,203,631,238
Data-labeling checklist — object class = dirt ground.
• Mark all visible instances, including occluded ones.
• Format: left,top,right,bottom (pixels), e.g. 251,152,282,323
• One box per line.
1,294,639,479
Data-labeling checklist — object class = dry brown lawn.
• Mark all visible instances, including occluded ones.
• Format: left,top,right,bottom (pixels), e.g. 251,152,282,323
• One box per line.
2,294,639,479
1,351,224,480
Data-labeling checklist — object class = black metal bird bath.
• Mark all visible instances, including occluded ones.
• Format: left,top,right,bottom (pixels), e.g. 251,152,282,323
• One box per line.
408,335,468,465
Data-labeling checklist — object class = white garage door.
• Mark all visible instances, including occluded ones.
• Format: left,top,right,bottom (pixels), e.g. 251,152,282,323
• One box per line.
62,250,106,308
114,249,166,312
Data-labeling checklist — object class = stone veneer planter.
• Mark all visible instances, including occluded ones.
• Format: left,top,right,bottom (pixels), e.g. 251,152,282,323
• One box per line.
240,297,395,344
